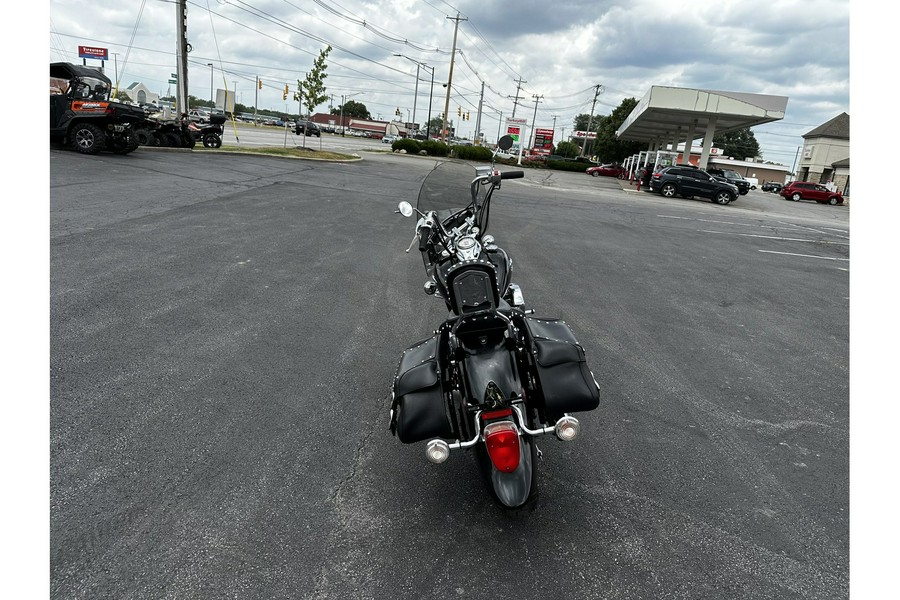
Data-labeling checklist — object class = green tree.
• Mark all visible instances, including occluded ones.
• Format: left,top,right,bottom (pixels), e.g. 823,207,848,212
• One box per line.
331,100,370,119
295,45,332,117
555,140,580,158
713,128,761,160
425,116,444,135
591,98,644,163
573,113,594,132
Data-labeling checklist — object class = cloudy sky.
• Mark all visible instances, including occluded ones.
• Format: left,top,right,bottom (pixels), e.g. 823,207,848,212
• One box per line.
48,0,850,166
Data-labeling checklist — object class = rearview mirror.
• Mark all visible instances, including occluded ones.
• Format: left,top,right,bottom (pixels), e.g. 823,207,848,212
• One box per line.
497,135,514,151
397,201,413,217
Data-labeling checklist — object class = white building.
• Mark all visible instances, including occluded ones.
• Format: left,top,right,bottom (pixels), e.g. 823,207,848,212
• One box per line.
798,112,850,196
121,82,159,106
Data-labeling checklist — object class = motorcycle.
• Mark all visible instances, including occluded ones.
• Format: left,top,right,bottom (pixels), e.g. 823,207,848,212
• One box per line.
390,135,601,508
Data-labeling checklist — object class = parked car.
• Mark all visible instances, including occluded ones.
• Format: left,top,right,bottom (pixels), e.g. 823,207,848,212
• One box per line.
295,120,321,137
706,168,751,195
649,166,738,205
761,182,783,193
188,109,210,123
586,164,623,177
779,181,844,205
382,135,397,144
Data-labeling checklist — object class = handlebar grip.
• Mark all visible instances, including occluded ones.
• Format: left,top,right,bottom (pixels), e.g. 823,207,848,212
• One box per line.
418,225,432,252
500,170,525,180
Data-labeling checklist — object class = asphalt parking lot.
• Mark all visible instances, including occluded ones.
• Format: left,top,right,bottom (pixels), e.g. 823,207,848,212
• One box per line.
49,148,849,599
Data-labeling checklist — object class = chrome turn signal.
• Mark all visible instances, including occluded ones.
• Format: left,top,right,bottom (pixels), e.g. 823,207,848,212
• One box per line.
425,439,451,464
554,416,580,441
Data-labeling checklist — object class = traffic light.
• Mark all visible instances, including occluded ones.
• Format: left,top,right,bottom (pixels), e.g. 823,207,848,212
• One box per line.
457,106,462,117
258,79,263,90
283,84,289,100
465,111,470,121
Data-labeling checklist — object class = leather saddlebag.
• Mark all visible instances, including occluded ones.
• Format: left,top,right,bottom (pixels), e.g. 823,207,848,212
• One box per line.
391,335,454,444
524,317,600,417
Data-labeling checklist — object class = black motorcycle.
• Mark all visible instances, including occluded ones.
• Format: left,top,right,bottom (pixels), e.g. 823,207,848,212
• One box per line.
390,135,601,508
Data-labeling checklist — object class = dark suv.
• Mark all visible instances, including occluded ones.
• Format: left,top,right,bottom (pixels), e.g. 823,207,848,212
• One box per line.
295,120,321,137
779,181,844,205
649,166,738,205
706,168,750,195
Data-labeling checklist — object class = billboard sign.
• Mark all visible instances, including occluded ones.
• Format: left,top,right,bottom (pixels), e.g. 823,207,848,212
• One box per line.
78,46,108,60
533,127,554,155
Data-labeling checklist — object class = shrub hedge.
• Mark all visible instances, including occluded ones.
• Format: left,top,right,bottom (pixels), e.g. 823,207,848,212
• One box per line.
452,145,493,161
546,159,592,173
387,139,593,177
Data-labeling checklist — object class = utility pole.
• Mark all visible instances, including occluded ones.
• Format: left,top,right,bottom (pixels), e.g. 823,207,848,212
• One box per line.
441,12,467,143
579,84,603,158
511,76,527,118
551,115,559,147
174,0,189,114
529,94,543,152
207,63,214,108
475,81,485,145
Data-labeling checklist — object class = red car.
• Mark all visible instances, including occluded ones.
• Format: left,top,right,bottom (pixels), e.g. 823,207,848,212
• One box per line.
586,164,623,177
780,181,844,205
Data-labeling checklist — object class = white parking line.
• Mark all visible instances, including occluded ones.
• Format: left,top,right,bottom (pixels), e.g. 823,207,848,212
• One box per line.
758,250,849,261
775,220,850,240
700,230,850,245
659,214,849,238
658,215,759,227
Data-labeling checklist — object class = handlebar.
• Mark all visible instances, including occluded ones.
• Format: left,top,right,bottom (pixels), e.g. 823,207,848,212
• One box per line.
500,170,524,180
418,224,432,252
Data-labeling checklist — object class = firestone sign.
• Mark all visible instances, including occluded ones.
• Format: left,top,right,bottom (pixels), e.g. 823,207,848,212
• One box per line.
78,46,108,60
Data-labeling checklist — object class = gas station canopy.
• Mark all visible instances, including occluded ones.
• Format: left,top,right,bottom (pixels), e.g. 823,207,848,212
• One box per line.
617,86,788,147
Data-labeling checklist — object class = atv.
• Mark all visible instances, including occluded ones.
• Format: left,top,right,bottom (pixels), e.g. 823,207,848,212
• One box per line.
50,62,151,155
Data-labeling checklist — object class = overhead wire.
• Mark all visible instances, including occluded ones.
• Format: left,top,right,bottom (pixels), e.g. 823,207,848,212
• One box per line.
114,0,149,96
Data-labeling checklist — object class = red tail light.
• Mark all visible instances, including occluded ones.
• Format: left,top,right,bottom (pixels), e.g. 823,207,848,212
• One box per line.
483,421,521,472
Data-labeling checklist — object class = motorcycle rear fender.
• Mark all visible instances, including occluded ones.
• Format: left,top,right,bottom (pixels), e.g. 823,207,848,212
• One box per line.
477,423,535,509
460,345,521,405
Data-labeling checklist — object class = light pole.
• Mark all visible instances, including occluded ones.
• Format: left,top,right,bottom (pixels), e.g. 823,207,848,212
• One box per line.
340,92,363,136
207,63,214,108
394,55,420,129
395,55,434,137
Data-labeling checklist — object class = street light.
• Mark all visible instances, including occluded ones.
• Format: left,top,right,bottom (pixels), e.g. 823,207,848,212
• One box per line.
395,55,434,138
340,92,364,136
